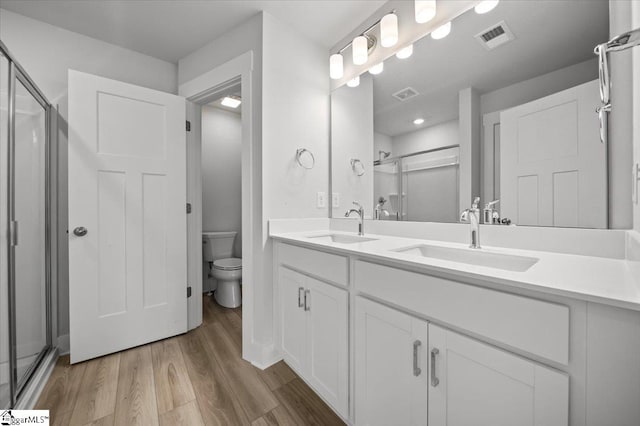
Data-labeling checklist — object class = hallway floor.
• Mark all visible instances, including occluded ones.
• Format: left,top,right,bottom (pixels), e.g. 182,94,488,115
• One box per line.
36,297,344,425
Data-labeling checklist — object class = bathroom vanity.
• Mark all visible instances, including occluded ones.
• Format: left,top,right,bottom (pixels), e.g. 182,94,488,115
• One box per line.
270,225,640,426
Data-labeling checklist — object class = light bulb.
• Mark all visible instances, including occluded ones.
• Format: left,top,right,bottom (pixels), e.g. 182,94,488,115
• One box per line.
330,53,343,79
475,0,499,14
415,0,436,24
347,76,360,88
369,62,384,75
380,13,398,48
413,118,425,125
353,36,368,65
396,45,414,59
431,21,451,40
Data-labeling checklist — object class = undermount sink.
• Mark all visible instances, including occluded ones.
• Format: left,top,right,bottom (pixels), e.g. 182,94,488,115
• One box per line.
306,233,378,244
392,244,539,272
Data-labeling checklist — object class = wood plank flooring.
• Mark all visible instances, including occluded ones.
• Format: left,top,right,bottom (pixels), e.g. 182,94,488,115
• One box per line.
36,297,344,425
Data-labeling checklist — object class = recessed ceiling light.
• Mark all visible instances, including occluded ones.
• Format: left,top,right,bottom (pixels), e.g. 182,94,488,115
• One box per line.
475,0,500,14
347,76,360,88
369,62,384,75
413,118,425,125
431,21,452,40
396,45,414,59
221,96,241,108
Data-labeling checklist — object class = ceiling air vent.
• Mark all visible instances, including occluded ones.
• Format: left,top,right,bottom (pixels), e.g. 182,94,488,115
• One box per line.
475,21,515,50
392,87,419,102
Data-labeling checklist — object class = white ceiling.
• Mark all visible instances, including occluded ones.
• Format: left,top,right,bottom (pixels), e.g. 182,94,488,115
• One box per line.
0,0,386,63
370,0,609,137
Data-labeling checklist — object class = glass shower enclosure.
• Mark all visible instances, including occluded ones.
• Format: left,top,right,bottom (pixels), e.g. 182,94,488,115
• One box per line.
1,41,54,408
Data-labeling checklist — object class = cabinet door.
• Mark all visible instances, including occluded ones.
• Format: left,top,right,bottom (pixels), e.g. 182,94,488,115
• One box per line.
279,267,307,373
428,324,568,426
355,297,428,426
305,277,349,418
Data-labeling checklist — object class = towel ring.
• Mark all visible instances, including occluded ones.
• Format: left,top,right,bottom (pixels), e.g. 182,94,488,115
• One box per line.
351,158,365,176
296,148,315,169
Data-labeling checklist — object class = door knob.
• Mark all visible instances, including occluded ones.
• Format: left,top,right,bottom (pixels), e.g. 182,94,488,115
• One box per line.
73,226,88,237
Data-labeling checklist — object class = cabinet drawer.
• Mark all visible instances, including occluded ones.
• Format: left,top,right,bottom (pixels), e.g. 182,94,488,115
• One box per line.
355,260,569,365
279,243,348,286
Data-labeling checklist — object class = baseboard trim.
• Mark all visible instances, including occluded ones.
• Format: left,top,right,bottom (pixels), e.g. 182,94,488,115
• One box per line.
248,343,281,370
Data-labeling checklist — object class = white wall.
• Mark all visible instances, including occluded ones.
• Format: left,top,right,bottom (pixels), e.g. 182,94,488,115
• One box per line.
392,119,459,157
480,58,598,116
261,11,330,352
201,106,242,256
331,74,374,214
0,9,178,340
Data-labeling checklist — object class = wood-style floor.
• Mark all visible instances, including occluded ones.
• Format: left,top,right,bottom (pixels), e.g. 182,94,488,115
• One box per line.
36,297,344,426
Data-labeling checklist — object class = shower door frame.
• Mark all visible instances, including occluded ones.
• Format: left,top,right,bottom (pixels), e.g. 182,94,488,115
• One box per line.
2,40,55,407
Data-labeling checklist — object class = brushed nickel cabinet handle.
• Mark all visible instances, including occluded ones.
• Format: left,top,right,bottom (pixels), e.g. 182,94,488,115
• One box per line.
431,348,440,387
298,287,304,308
413,340,422,376
304,289,311,311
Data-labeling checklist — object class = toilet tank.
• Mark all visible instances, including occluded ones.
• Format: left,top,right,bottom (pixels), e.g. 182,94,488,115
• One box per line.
202,231,237,262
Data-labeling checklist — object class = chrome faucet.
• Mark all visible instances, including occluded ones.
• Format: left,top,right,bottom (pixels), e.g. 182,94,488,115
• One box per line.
345,201,365,236
460,197,481,249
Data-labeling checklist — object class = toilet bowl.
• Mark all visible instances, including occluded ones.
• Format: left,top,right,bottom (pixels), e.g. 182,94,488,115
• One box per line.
211,257,242,308
202,231,242,308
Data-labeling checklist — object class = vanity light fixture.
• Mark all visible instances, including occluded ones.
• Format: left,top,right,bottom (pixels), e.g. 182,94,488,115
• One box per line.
396,44,414,59
475,0,500,14
415,0,437,24
380,13,398,47
329,9,395,78
347,76,360,88
330,53,344,79
431,21,451,40
413,118,425,125
221,96,241,108
369,62,384,75
353,36,369,65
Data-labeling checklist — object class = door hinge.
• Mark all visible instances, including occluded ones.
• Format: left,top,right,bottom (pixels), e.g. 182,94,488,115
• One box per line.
186,203,192,214
186,120,191,132
187,286,192,298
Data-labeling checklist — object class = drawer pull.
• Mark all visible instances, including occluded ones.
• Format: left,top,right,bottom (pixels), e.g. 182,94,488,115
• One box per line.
304,289,311,311
413,340,422,376
431,348,440,387
298,287,304,308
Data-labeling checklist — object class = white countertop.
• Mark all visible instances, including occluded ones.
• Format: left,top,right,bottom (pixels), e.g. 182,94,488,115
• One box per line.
270,230,640,311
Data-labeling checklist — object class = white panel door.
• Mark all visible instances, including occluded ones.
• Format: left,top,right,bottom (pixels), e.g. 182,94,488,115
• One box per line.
68,70,187,363
279,267,307,373
500,80,606,228
428,324,568,426
355,297,428,426
305,277,348,418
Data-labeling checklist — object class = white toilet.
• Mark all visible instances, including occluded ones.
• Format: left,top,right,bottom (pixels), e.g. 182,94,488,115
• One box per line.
202,231,242,308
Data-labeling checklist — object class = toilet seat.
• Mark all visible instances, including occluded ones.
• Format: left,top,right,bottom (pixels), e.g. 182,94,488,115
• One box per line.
213,257,242,271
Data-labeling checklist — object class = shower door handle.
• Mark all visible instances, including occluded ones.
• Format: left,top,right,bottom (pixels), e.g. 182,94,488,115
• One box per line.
73,226,88,237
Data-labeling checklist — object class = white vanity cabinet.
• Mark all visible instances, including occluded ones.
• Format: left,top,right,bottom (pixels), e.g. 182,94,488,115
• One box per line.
355,297,428,426
278,266,349,418
355,296,568,426
428,324,569,426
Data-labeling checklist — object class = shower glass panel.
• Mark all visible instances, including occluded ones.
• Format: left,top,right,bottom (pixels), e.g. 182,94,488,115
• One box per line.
13,77,48,392
0,49,10,409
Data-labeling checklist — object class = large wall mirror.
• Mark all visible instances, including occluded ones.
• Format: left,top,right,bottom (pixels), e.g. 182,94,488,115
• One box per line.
331,0,617,228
